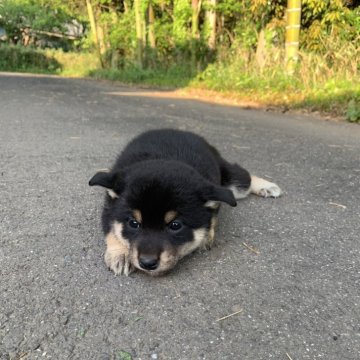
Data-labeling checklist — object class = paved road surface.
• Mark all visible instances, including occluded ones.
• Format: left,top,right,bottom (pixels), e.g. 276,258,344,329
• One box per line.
1,73,359,360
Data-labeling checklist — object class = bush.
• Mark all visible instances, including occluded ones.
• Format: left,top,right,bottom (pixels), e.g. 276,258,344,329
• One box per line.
0,45,61,73
45,49,100,77
346,99,360,123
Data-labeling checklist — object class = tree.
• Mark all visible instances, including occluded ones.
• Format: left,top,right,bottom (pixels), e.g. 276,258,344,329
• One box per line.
191,0,201,69
0,0,77,46
285,0,302,74
206,0,216,51
134,0,145,68
147,1,156,50
173,0,191,46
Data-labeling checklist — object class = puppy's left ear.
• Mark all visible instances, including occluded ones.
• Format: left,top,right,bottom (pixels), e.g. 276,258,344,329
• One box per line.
202,185,237,207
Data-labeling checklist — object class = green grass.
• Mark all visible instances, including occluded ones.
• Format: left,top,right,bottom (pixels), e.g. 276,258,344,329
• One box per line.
0,45,99,76
296,81,360,118
89,64,194,89
45,49,100,77
0,44,61,73
189,48,360,121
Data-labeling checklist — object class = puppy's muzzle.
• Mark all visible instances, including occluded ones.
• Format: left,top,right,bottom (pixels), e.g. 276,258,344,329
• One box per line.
139,256,159,271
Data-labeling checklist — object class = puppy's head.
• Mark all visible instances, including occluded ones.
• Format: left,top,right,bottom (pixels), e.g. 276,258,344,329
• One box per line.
90,160,236,275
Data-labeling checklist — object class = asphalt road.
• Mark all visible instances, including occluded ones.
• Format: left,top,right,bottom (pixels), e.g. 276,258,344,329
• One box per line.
0,73,359,360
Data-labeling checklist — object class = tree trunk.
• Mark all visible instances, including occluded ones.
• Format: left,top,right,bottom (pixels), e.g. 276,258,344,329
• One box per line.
96,22,107,56
206,0,216,51
191,0,202,70
124,0,130,13
86,0,99,47
191,0,201,40
255,29,266,71
85,0,104,67
285,0,302,74
148,2,156,50
134,0,144,68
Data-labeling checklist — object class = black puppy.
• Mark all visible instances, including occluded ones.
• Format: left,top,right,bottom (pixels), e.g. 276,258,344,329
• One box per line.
89,129,281,276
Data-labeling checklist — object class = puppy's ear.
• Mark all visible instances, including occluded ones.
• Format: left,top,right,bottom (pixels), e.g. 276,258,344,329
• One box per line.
89,171,116,188
89,171,124,198
202,185,237,207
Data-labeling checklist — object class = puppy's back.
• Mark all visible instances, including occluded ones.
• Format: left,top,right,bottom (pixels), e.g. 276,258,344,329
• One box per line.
114,129,221,184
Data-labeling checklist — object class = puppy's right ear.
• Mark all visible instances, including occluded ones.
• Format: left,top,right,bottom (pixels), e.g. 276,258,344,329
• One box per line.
89,171,124,198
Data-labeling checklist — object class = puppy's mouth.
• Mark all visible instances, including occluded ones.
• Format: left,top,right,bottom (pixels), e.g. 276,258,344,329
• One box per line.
139,267,171,277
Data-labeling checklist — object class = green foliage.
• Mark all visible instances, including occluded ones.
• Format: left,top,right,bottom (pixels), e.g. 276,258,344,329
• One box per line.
301,0,360,52
0,0,73,41
194,48,303,98
173,0,192,45
0,0,83,51
346,99,360,123
46,48,100,76
106,9,135,63
0,44,61,72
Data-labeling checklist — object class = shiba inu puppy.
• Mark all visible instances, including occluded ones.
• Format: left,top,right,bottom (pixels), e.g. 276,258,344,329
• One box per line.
89,129,281,276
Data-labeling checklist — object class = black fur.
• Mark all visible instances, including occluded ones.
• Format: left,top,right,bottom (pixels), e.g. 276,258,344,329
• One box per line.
89,129,251,275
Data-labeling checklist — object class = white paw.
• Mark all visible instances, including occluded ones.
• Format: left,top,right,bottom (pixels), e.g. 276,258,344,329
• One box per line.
105,249,133,276
250,175,282,198
258,185,282,198
104,230,133,276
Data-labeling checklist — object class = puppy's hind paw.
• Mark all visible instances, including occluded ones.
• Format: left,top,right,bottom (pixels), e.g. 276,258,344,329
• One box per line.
258,184,282,198
250,175,282,198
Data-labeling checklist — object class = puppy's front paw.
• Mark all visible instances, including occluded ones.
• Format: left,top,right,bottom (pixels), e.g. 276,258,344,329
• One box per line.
250,175,282,198
104,249,132,276
104,233,133,276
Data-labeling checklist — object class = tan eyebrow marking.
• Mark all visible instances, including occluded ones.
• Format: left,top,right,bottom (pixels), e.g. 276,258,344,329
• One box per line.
164,211,177,224
133,210,142,223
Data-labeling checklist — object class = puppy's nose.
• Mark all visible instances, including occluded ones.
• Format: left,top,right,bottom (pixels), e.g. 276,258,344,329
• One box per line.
139,256,159,271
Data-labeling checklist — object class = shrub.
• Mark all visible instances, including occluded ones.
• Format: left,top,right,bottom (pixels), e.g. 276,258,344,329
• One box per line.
0,45,61,73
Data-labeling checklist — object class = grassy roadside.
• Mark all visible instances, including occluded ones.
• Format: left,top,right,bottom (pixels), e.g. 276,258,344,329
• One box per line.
87,46,360,122
90,65,360,122
0,46,99,77
0,45,359,122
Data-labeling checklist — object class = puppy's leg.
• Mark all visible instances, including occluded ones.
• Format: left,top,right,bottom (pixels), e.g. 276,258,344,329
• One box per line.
219,160,281,199
250,175,282,198
219,160,252,200
104,228,133,276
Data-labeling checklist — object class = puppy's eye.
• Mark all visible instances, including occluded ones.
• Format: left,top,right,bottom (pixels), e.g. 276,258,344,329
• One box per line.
128,218,141,229
168,220,182,231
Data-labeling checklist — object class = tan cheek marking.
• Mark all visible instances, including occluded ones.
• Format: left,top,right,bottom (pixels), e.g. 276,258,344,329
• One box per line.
164,210,177,224
133,209,142,223
178,228,208,258
158,250,177,270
